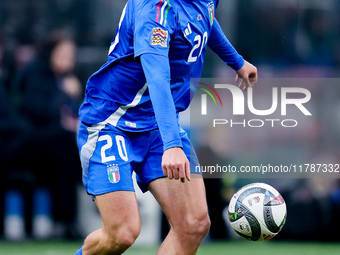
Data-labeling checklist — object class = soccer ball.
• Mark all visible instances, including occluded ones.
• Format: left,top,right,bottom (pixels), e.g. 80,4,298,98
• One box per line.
227,183,287,241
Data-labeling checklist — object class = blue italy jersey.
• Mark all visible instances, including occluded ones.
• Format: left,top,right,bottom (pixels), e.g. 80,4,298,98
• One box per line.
79,0,244,150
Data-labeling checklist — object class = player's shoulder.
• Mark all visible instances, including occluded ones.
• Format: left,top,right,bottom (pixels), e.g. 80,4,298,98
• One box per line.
133,0,179,28
133,0,179,14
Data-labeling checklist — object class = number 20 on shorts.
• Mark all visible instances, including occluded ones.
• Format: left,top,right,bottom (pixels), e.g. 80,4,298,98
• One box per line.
98,135,128,163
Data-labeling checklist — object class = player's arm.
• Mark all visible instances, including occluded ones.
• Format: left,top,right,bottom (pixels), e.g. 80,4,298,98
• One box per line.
140,53,180,151
140,54,190,182
134,0,190,182
208,19,258,90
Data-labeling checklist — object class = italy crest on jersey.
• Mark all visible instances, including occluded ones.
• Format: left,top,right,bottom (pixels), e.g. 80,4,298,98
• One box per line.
107,164,120,183
207,1,215,26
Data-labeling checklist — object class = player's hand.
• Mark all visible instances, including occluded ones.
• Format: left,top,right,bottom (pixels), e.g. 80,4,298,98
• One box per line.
162,147,191,183
235,60,258,91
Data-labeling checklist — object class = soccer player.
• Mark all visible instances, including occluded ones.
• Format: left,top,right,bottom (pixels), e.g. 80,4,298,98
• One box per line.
76,0,257,254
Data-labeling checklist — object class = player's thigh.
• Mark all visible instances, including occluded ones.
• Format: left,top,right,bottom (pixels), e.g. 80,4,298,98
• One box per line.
95,191,141,237
148,176,209,230
78,122,137,195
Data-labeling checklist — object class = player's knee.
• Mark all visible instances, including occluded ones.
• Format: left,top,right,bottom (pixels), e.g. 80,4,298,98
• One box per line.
177,211,211,238
115,229,139,249
105,224,141,252
192,213,211,237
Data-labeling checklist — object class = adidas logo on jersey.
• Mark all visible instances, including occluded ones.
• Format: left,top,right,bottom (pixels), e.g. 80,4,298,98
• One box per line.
184,23,192,36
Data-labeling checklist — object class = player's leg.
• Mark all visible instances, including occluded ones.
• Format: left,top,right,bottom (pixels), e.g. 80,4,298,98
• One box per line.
135,126,210,254
77,122,144,255
148,176,210,255
81,191,141,255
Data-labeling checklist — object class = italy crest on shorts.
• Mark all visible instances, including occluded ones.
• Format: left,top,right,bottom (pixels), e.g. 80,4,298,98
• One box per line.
107,164,120,183
207,1,214,26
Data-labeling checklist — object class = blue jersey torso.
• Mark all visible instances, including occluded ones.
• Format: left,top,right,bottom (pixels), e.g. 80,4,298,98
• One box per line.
79,0,219,131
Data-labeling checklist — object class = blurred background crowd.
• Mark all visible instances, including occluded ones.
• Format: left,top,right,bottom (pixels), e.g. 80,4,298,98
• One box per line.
0,0,340,243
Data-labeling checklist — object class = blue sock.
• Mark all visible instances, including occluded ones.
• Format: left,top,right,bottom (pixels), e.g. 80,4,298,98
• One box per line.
75,246,83,255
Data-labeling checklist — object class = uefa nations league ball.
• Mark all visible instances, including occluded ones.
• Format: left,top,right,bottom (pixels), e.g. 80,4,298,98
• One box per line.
228,183,287,241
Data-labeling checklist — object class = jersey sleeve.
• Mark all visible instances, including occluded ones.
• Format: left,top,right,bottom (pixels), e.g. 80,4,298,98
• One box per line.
208,18,244,70
134,0,176,58
140,53,182,151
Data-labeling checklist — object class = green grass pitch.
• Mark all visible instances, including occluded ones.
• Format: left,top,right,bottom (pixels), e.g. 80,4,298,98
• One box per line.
1,240,340,255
